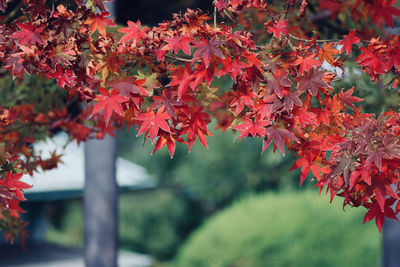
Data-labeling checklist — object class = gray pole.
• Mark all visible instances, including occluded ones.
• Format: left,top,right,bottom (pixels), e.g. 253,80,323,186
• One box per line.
83,4,118,267
84,134,118,267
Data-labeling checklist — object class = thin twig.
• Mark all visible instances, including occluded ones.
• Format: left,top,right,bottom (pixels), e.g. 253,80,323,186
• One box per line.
223,10,236,24
1,1,24,24
287,33,338,43
287,33,372,45
213,6,217,28
283,1,290,19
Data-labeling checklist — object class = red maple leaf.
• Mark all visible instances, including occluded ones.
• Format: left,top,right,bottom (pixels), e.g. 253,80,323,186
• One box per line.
266,19,288,39
349,168,364,189
192,37,225,67
51,66,76,89
118,20,146,45
161,35,193,55
298,70,329,97
230,91,257,114
283,92,302,111
255,94,283,119
371,1,400,28
356,47,385,76
319,0,343,18
152,130,186,158
263,126,298,155
93,88,128,125
0,186,13,208
266,69,292,99
11,23,44,46
180,105,212,151
135,108,171,143
107,77,147,97
290,156,330,185
168,64,194,99
85,12,116,38
293,54,320,75
366,148,390,172
7,199,25,218
295,108,317,128
363,199,398,233
218,57,249,82
150,91,185,119
339,87,363,109
233,118,271,139
316,42,339,65
338,30,360,55
0,172,31,201
2,172,31,190
25,0,50,19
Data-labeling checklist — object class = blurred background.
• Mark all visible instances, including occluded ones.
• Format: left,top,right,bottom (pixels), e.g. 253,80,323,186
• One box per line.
2,0,400,266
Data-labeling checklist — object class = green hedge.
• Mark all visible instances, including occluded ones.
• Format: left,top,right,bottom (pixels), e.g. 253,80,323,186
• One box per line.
172,191,381,267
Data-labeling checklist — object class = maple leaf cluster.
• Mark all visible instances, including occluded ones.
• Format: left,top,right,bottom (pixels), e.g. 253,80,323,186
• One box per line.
0,0,400,243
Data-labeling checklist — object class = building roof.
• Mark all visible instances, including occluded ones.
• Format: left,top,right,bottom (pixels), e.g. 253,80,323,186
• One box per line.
22,134,155,201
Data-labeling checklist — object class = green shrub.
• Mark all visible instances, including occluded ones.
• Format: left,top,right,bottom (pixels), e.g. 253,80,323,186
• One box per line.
172,191,381,267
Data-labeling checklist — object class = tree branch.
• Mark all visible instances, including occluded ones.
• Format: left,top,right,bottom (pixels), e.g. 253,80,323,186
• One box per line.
165,53,192,63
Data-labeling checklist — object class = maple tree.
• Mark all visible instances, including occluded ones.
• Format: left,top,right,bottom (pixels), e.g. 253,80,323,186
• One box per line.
0,0,400,245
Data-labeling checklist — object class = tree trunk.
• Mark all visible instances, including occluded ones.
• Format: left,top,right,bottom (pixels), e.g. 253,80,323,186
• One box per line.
84,2,118,267
383,217,400,267
84,134,118,267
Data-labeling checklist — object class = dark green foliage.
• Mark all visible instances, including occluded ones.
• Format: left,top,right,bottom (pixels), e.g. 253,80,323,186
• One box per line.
118,125,301,214
119,190,203,259
0,74,76,141
172,191,381,267
116,121,303,260
0,74,67,112
331,62,400,115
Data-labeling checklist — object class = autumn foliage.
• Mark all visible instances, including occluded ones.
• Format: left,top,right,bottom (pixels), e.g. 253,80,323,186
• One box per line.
1,0,400,244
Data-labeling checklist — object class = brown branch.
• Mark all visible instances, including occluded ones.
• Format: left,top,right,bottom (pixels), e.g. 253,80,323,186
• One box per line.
0,121,53,135
165,53,192,63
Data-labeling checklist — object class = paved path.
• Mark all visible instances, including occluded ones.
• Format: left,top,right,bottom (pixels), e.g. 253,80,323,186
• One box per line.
0,242,153,267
